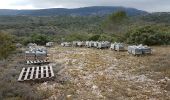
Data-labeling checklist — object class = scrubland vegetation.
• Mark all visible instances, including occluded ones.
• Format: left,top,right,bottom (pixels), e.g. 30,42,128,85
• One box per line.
0,11,170,46
0,10,170,99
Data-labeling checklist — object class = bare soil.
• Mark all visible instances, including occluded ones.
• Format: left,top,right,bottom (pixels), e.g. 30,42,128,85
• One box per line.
36,46,170,100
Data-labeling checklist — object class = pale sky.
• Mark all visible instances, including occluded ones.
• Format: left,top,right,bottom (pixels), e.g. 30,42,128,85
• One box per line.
0,0,170,12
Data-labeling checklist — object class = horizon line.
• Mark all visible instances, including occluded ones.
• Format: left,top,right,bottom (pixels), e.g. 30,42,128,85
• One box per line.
0,6,148,12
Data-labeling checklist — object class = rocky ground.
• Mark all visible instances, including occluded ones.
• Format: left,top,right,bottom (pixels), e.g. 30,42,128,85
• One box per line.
35,45,170,100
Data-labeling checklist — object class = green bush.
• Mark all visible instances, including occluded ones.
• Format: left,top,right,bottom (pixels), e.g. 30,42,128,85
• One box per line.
20,33,52,45
88,34,100,41
63,33,117,42
0,32,16,59
30,34,50,45
64,33,90,42
88,34,117,42
98,34,112,41
125,26,170,45
0,68,42,100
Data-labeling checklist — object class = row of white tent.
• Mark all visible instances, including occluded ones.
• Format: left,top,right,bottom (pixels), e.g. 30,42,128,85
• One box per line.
61,41,152,55
18,43,54,82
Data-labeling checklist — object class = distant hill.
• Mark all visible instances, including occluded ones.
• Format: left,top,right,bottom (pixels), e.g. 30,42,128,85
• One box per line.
0,6,147,16
140,12,170,24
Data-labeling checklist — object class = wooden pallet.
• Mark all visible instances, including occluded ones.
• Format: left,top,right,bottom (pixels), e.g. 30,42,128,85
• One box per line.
18,65,54,82
26,60,49,65
25,55,36,60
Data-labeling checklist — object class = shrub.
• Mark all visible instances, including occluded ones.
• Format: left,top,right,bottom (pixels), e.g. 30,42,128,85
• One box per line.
30,33,50,45
0,32,16,59
88,34,100,41
98,34,112,41
64,33,90,42
0,68,42,100
125,26,170,45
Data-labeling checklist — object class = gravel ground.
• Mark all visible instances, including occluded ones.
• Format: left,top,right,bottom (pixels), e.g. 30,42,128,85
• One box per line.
37,45,170,100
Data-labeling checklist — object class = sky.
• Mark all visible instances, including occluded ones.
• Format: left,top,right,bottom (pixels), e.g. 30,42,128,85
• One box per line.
0,0,170,12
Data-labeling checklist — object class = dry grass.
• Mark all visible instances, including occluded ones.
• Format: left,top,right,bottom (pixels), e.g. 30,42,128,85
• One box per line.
0,49,43,100
45,45,170,99
1,46,170,100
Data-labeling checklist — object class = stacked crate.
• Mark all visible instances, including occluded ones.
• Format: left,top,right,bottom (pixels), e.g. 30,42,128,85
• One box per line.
61,42,72,47
18,45,54,82
110,42,125,51
35,50,47,60
85,41,90,47
25,51,36,60
88,41,95,48
93,42,99,48
128,44,152,55
97,41,110,49
25,47,48,63
46,42,54,47
72,41,78,47
115,43,125,51
77,41,85,47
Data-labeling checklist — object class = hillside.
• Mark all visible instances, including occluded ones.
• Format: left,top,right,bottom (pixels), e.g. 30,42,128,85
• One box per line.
0,11,170,45
140,12,170,24
0,4,170,100
0,45,170,99
0,6,147,16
